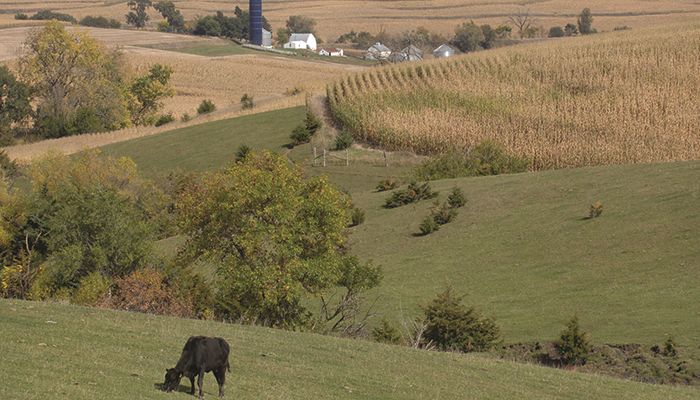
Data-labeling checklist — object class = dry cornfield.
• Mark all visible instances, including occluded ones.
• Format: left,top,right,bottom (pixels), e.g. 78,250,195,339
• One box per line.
2,1,700,39
328,23,700,170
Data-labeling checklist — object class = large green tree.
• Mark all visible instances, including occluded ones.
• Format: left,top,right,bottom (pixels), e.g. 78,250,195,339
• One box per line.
19,21,131,138
154,1,185,32
178,151,359,328
0,66,32,144
128,64,175,125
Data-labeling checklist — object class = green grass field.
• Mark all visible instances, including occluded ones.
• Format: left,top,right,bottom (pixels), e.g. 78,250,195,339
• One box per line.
100,106,414,192
137,42,258,57
99,108,700,349
1,299,697,400
350,161,700,346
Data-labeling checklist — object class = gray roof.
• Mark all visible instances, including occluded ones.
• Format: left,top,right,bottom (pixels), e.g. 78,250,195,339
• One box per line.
289,33,315,42
401,45,423,56
369,42,391,52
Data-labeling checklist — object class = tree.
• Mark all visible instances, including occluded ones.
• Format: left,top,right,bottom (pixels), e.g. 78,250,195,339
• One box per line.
452,22,485,53
480,24,497,49
21,151,157,299
548,26,565,38
285,15,317,35
19,21,131,138
578,8,594,35
555,316,592,365
508,9,536,39
128,64,175,125
564,23,578,36
276,28,290,44
421,287,500,352
0,66,32,144
126,0,152,28
154,1,185,32
494,24,512,39
193,16,222,36
178,151,353,328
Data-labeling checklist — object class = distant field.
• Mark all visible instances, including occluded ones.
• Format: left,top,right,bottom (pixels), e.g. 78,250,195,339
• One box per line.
2,299,698,400
329,24,700,169
2,1,700,39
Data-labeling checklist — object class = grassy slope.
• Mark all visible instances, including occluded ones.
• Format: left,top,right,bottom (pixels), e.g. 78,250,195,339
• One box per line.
350,161,700,345
99,108,700,348
100,106,413,192
1,299,697,400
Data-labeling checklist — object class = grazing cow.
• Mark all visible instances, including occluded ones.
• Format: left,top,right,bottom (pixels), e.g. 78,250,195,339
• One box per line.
163,336,231,399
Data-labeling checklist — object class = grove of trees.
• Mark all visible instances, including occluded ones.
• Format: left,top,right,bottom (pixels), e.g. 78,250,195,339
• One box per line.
2,22,174,143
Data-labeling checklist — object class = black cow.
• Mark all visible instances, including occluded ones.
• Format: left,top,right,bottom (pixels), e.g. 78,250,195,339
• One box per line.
163,336,231,399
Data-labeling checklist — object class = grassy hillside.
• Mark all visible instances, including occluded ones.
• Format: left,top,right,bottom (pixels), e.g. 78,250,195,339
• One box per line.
1,299,697,400
99,106,415,192
328,24,700,169
350,161,700,345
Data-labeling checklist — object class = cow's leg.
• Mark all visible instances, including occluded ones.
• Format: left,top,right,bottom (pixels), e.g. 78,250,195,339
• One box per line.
189,374,196,395
213,367,226,398
197,368,205,400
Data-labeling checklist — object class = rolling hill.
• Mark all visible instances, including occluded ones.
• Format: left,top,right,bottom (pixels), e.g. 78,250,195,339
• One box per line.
1,299,697,400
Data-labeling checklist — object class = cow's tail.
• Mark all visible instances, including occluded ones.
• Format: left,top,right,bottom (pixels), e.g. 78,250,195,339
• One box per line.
221,338,231,372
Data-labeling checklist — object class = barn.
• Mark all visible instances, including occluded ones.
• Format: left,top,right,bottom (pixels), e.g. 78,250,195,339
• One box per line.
390,44,423,63
365,42,392,60
284,33,318,51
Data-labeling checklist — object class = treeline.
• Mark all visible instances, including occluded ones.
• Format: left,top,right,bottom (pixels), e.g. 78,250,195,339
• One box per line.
0,22,174,144
0,149,381,335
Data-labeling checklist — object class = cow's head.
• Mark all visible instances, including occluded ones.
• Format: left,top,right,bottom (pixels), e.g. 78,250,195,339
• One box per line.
162,368,182,392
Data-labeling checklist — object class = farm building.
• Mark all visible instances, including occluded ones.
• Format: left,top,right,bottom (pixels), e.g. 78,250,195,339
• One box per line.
319,48,344,57
433,44,456,58
365,42,392,60
390,44,423,63
284,33,318,51
262,29,272,47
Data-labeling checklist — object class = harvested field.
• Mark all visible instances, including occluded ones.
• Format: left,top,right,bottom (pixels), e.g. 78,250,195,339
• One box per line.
2,1,700,39
328,23,700,170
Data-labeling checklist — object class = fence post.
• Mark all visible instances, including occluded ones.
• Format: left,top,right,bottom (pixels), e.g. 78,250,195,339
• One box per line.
313,147,317,167
346,149,349,166
323,149,326,167
383,150,388,167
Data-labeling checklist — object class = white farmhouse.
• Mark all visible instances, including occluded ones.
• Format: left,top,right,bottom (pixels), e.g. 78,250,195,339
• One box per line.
319,48,344,57
283,33,317,51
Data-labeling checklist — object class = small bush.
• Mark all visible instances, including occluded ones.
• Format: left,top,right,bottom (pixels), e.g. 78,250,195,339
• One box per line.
30,10,77,24
72,272,111,306
350,207,365,227
447,187,466,208
305,109,322,135
662,337,678,358
376,179,399,192
197,99,216,115
384,181,437,208
548,26,565,38
334,131,354,150
422,287,501,352
431,202,458,225
414,140,530,181
589,200,603,218
14,13,28,20
235,144,251,162
0,150,18,178
372,319,402,344
289,125,312,146
555,316,591,365
240,94,254,109
419,215,440,235
180,113,191,122
101,267,192,317
79,15,121,29
154,113,175,127
285,87,303,96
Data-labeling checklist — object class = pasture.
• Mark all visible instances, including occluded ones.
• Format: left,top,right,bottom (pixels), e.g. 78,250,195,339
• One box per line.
2,1,700,39
329,23,700,170
1,299,698,400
